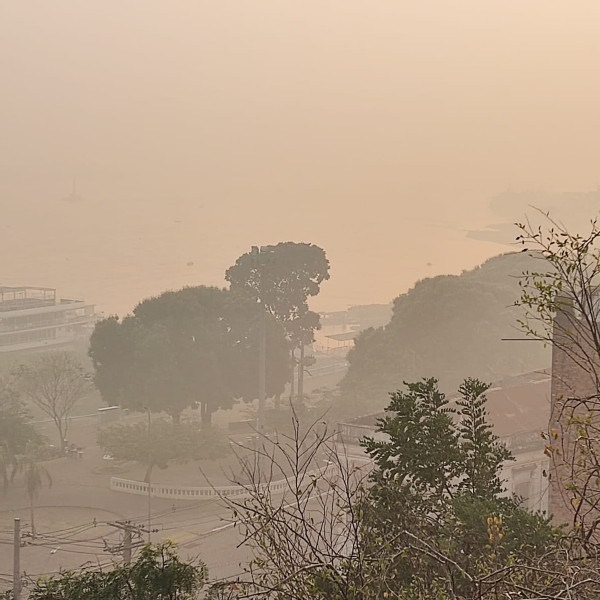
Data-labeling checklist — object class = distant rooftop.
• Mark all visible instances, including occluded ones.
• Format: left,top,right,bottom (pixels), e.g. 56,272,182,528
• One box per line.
326,331,358,342
0,285,54,292
341,370,551,438
0,286,57,312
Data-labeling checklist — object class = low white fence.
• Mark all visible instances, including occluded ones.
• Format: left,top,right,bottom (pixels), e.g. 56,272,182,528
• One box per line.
110,466,334,501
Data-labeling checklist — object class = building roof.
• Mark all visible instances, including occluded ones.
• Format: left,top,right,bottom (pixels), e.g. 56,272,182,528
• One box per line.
0,285,55,293
326,331,358,342
340,371,551,438
485,376,550,437
0,301,91,319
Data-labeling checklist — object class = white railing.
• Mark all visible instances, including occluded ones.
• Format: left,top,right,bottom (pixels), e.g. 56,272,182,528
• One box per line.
110,465,335,501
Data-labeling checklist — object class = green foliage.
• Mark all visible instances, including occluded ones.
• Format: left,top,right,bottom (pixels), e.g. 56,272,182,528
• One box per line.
339,252,549,417
225,243,329,407
226,242,330,374
216,382,565,599
26,542,207,600
0,378,40,489
515,212,600,378
20,442,53,537
361,377,558,599
364,378,461,506
89,286,289,423
226,243,330,333
456,377,513,498
97,418,230,475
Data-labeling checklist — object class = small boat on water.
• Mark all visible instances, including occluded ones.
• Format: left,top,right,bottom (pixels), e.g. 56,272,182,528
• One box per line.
63,179,85,203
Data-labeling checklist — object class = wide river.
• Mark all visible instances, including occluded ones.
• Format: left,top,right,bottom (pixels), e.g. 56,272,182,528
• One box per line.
2,196,511,317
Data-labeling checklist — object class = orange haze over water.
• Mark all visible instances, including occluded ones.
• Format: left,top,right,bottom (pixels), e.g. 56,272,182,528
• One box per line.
2,2,600,315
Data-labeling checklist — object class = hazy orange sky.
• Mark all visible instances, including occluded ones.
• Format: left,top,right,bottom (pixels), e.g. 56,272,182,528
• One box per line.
2,2,600,314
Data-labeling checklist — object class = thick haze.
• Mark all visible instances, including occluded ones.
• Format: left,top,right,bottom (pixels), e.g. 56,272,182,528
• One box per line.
2,2,600,315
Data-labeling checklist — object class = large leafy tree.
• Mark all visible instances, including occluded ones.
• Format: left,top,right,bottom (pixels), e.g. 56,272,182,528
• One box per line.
362,378,555,598
339,252,549,417
225,242,329,401
89,286,289,423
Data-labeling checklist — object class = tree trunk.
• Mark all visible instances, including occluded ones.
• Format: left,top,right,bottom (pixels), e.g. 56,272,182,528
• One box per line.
171,411,181,425
56,418,66,451
297,345,305,405
62,415,69,447
289,350,296,403
200,402,212,426
30,499,36,538
274,393,281,411
144,463,153,484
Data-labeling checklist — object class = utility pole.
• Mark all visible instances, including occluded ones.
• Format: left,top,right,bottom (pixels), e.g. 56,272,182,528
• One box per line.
251,245,272,434
297,344,305,404
289,349,296,403
258,300,266,433
123,526,132,564
106,521,144,563
145,407,152,543
13,518,21,600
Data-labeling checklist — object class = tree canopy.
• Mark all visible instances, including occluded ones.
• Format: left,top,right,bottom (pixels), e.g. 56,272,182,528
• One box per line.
339,252,549,417
360,377,555,598
225,242,329,347
14,352,91,449
0,378,40,489
89,286,289,423
25,542,207,600
226,242,329,404
98,418,230,482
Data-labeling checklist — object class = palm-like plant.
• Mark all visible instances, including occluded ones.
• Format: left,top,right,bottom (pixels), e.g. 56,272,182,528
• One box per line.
21,444,52,538
0,378,39,491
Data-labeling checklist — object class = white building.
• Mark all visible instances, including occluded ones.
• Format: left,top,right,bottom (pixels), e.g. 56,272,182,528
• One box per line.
0,286,96,353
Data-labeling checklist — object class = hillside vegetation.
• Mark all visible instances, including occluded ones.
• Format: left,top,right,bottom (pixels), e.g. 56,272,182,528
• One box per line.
338,252,549,417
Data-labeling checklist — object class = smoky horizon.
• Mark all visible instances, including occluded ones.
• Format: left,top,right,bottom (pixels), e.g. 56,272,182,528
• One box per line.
2,2,600,315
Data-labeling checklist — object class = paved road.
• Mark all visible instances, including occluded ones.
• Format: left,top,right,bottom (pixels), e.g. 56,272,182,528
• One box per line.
0,355,350,593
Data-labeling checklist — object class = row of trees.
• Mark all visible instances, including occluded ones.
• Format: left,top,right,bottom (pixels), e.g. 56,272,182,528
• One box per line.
89,242,329,423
